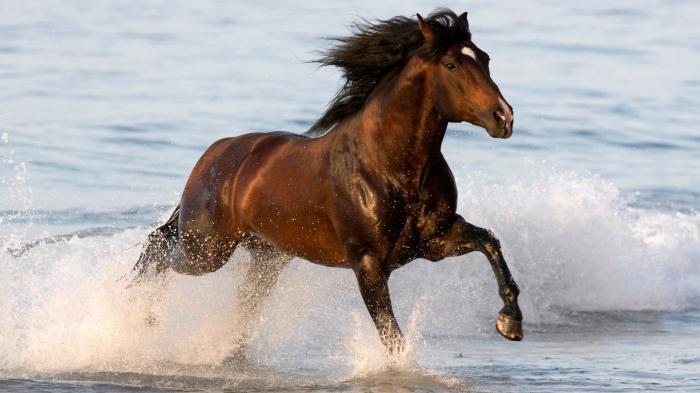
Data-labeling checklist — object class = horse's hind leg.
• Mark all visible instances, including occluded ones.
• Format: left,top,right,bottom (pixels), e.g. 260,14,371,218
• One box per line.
227,238,291,360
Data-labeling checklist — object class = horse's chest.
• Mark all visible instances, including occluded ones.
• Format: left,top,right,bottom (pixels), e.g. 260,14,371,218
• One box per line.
340,169,452,263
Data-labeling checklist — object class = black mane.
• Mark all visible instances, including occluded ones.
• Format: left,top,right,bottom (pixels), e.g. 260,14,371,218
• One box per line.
307,8,471,135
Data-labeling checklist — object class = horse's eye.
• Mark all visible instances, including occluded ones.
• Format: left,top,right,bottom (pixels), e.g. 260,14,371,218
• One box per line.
445,63,456,71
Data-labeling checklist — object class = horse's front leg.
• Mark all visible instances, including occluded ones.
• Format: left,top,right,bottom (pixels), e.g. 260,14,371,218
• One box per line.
425,215,523,341
353,254,404,355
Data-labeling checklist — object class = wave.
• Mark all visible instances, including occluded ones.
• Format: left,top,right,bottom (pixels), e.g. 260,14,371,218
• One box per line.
0,165,698,374
2,206,171,257
0,205,168,226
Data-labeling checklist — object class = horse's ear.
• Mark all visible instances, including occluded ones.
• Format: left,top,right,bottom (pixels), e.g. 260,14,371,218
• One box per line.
417,13,435,41
459,12,470,32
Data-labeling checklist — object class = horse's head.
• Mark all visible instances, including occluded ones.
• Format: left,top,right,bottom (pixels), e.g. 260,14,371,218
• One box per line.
418,12,513,139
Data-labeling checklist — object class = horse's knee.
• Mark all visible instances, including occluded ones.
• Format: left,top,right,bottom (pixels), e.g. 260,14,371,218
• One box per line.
473,227,501,253
353,254,383,280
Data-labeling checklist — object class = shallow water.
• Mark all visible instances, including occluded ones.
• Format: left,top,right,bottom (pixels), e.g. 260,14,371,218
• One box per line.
1,1,699,392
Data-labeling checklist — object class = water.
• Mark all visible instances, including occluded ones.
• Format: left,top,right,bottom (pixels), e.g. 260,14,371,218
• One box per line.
1,1,699,391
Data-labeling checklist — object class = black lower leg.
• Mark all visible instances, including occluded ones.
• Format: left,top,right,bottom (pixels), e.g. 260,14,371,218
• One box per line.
476,228,521,318
354,255,404,355
472,226,523,340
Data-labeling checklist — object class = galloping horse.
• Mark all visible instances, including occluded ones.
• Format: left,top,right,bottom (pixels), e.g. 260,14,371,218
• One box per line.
133,8,522,357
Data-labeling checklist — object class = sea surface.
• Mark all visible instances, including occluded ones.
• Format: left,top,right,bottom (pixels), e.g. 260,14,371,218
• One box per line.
1,1,699,392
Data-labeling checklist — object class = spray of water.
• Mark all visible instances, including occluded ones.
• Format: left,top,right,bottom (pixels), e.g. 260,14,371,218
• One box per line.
0,159,698,377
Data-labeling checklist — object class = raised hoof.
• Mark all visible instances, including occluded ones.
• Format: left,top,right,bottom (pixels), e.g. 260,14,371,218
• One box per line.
496,313,523,341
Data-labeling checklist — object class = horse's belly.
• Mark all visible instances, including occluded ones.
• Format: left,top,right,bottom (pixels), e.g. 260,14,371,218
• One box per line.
230,135,351,266
238,179,348,267
246,210,349,268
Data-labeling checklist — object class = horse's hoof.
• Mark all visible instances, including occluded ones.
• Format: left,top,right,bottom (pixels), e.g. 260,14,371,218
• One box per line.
496,313,522,341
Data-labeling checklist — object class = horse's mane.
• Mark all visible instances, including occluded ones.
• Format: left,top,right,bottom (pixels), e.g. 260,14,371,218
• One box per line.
307,8,471,136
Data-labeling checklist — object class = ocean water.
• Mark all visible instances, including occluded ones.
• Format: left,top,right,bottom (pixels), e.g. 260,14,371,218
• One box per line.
1,1,699,392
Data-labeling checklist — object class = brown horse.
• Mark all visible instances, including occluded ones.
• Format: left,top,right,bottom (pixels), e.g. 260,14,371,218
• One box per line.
133,9,522,357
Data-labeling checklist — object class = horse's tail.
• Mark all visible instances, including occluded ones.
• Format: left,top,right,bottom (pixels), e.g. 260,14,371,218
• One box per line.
131,204,180,284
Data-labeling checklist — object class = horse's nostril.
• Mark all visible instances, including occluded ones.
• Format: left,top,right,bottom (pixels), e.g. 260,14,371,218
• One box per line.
494,110,506,125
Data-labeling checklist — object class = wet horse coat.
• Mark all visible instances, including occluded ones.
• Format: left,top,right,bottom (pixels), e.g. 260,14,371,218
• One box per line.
133,9,523,356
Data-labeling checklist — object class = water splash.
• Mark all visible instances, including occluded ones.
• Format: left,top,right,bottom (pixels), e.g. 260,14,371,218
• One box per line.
0,164,698,376
0,146,35,252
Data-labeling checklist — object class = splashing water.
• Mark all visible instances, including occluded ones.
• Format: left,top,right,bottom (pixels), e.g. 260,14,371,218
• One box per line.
1,160,698,382
2,0,700,390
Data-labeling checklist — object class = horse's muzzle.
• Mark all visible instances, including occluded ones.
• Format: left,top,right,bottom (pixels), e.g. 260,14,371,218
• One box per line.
492,98,514,138
483,98,513,139
492,110,513,138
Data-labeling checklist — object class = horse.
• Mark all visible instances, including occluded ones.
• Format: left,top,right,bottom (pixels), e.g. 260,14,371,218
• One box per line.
132,8,522,358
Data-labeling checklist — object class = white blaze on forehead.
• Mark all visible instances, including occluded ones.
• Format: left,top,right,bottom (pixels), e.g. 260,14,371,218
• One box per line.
461,46,476,60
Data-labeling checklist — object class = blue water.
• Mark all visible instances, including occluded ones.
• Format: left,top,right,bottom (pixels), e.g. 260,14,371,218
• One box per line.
1,1,699,392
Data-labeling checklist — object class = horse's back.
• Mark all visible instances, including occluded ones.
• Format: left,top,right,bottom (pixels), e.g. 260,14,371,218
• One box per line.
180,131,305,220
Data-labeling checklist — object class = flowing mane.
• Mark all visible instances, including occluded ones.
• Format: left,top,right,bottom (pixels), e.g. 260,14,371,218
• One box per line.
307,8,472,135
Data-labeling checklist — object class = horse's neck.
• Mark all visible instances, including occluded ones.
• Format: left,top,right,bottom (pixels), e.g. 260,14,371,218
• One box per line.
351,59,447,175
